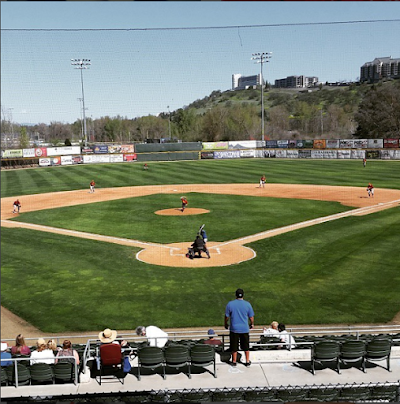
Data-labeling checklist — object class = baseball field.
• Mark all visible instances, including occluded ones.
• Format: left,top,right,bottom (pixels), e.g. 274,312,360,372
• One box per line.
1,158,400,334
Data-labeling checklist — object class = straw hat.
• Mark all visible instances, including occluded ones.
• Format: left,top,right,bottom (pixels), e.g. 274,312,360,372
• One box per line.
36,338,46,347
98,328,117,343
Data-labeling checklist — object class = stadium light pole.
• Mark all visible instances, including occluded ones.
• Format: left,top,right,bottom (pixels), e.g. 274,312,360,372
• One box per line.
167,105,172,139
251,52,272,141
71,58,91,147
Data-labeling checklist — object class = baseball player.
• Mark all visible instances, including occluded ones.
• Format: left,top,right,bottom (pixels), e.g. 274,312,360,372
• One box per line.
259,174,266,188
367,183,374,198
12,199,21,214
89,180,95,193
180,196,188,212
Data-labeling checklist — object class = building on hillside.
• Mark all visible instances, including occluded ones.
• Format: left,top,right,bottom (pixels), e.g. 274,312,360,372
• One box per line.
360,56,400,83
274,75,319,89
232,73,263,90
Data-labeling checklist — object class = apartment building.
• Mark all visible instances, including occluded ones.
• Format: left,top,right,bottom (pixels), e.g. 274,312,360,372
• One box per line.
274,75,318,88
360,56,400,83
232,73,263,90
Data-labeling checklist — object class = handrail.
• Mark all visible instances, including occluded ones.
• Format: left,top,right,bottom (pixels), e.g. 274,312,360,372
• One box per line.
1,355,78,387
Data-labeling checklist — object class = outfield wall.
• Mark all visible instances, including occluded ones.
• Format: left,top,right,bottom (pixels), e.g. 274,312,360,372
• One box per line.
1,138,400,168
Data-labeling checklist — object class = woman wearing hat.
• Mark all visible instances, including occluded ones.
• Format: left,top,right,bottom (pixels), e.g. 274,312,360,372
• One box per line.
1,342,13,367
98,328,118,344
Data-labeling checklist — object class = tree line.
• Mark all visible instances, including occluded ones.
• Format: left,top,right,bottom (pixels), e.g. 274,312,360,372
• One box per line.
1,80,399,149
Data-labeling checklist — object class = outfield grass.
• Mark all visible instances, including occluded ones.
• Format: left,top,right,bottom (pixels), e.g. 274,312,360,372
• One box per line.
1,207,399,332
2,159,400,198
1,159,400,332
11,193,351,243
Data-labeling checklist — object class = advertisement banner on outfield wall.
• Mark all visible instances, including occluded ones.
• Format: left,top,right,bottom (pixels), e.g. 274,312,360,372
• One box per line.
240,149,255,158
288,140,297,149
366,150,380,159
23,148,35,158
277,140,289,148
313,139,326,149
351,150,365,159
214,150,240,159
201,151,214,159
275,149,287,158
255,150,264,158
337,150,351,159
394,150,400,159
61,155,73,165
380,150,395,160
353,139,368,149
93,145,109,154
229,140,261,149
35,147,47,157
367,139,383,148
266,140,278,148
339,140,354,149
39,158,51,166
51,157,61,166
2,149,23,158
108,145,122,154
311,150,324,159
202,142,228,150
286,150,299,158
323,150,337,159
121,144,135,153
264,150,276,158
72,156,83,164
110,154,124,163
303,139,314,148
384,138,399,148
326,139,340,149
83,154,111,164
296,140,305,148
298,150,311,158
123,154,137,162
47,146,81,156
82,147,94,154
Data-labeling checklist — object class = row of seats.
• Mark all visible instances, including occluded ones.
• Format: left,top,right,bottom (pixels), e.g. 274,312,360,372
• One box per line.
97,343,217,385
1,362,76,387
311,337,392,375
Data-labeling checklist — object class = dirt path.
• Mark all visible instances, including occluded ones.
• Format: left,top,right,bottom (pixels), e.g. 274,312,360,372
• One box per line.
2,184,400,339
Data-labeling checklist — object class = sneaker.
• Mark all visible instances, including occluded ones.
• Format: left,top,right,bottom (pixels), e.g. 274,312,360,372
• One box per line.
231,362,237,367
244,361,251,367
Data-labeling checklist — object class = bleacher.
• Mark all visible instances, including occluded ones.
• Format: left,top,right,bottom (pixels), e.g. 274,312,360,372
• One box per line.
1,325,400,402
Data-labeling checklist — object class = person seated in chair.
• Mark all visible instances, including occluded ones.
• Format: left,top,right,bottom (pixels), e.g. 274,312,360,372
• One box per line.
189,235,210,259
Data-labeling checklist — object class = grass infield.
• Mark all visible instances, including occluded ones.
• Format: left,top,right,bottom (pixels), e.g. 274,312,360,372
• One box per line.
1,159,400,332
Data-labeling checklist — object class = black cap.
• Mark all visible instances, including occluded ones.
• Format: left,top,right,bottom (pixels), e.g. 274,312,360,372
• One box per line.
236,288,244,298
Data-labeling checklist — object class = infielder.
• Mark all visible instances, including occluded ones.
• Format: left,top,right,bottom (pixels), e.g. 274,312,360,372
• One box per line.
367,183,374,198
13,199,21,214
259,174,266,188
89,180,95,193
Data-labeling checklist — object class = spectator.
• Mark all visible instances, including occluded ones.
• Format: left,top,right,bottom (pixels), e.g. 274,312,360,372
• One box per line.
224,288,254,367
135,325,168,348
278,324,296,350
98,328,118,345
30,338,55,365
47,339,61,354
263,321,279,337
1,342,12,367
55,340,80,365
11,334,31,356
203,329,223,347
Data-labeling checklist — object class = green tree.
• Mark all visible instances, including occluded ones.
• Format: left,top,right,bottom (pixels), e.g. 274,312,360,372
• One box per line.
354,83,400,138
19,126,30,149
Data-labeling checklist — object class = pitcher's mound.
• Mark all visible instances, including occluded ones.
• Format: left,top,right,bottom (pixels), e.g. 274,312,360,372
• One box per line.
155,208,210,216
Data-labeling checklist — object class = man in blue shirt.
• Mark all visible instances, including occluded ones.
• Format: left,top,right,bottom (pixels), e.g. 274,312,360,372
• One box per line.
1,342,13,367
224,288,254,367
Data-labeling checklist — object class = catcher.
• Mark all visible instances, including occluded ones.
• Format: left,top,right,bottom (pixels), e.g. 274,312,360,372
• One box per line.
186,235,210,260
180,196,188,212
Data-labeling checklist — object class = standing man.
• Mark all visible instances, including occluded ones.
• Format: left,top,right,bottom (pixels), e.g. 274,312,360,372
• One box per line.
259,174,266,188
89,180,95,193
363,158,367,168
224,288,254,367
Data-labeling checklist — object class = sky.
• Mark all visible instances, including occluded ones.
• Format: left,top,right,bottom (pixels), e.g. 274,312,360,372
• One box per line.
1,2,400,125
